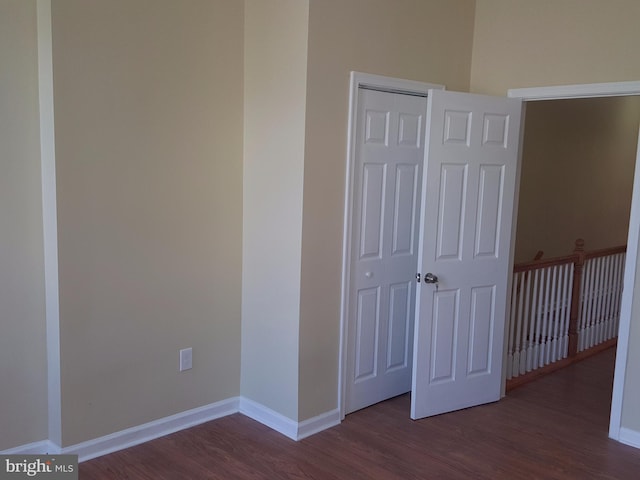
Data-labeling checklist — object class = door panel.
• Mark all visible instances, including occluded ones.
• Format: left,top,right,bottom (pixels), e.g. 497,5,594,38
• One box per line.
392,164,419,256
411,90,522,420
346,88,427,413
475,165,504,257
430,289,459,384
360,164,386,259
437,164,467,259
387,281,412,371
355,287,380,381
468,285,495,375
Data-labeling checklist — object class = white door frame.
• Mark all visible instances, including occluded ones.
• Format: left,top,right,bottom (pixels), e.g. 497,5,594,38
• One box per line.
339,72,444,419
509,81,640,446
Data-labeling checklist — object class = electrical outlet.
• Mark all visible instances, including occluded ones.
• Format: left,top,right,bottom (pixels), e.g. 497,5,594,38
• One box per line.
179,347,192,371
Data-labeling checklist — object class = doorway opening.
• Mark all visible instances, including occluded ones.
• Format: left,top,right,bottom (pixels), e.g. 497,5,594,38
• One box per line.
505,96,640,389
509,82,640,445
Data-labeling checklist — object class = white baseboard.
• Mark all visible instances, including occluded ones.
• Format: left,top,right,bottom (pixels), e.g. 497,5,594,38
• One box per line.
239,397,298,440
239,397,340,441
2,397,340,462
297,408,340,440
64,397,239,462
619,427,640,449
1,440,60,455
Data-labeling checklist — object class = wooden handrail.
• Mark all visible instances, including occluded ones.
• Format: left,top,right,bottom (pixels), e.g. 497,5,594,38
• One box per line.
513,253,577,273
585,244,627,260
514,240,627,272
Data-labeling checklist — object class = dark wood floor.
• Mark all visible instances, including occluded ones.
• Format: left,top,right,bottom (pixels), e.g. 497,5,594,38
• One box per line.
81,347,640,479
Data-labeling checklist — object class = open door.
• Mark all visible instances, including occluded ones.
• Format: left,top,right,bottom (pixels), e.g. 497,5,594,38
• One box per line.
411,90,522,419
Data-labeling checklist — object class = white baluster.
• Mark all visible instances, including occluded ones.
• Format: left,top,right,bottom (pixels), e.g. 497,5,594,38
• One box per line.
546,266,558,364
601,255,614,342
611,253,625,339
552,266,562,362
560,264,573,358
578,260,594,352
526,269,540,372
507,271,519,379
514,270,526,376
520,270,532,375
534,267,545,369
591,257,606,347
578,259,588,352
540,267,552,367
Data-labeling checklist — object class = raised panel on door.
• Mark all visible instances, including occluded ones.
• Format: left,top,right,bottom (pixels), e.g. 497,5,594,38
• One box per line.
467,285,495,376
436,164,467,260
412,89,522,420
429,289,459,384
474,165,504,258
387,281,412,372
346,88,427,414
359,163,386,259
354,287,380,381
392,164,419,257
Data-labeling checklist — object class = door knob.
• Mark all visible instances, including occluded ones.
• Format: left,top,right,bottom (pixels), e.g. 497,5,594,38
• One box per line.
424,273,438,284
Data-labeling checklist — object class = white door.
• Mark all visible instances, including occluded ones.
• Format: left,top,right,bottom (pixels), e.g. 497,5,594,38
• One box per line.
411,90,522,419
346,88,427,413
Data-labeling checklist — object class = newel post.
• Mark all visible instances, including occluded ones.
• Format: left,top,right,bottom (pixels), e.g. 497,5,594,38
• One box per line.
568,238,585,357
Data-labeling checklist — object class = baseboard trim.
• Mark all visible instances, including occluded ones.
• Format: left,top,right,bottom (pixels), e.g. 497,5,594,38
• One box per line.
1,440,60,455
239,397,298,440
238,397,340,441
619,427,640,449
297,408,341,440
3,397,341,461
64,397,239,462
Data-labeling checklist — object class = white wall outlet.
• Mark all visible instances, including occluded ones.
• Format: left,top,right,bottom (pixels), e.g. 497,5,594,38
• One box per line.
179,347,193,371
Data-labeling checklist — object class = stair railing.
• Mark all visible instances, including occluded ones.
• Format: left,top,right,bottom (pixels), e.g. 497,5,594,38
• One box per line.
506,239,626,389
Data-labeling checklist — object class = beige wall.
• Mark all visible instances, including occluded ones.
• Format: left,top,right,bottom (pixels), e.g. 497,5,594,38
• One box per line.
298,0,476,420
242,0,309,421
471,0,640,95
52,0,243,445
0,0,48,451
515,97,640,263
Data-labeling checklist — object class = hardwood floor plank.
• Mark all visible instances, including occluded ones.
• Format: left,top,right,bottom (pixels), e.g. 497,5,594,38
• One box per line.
81,348,640,479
